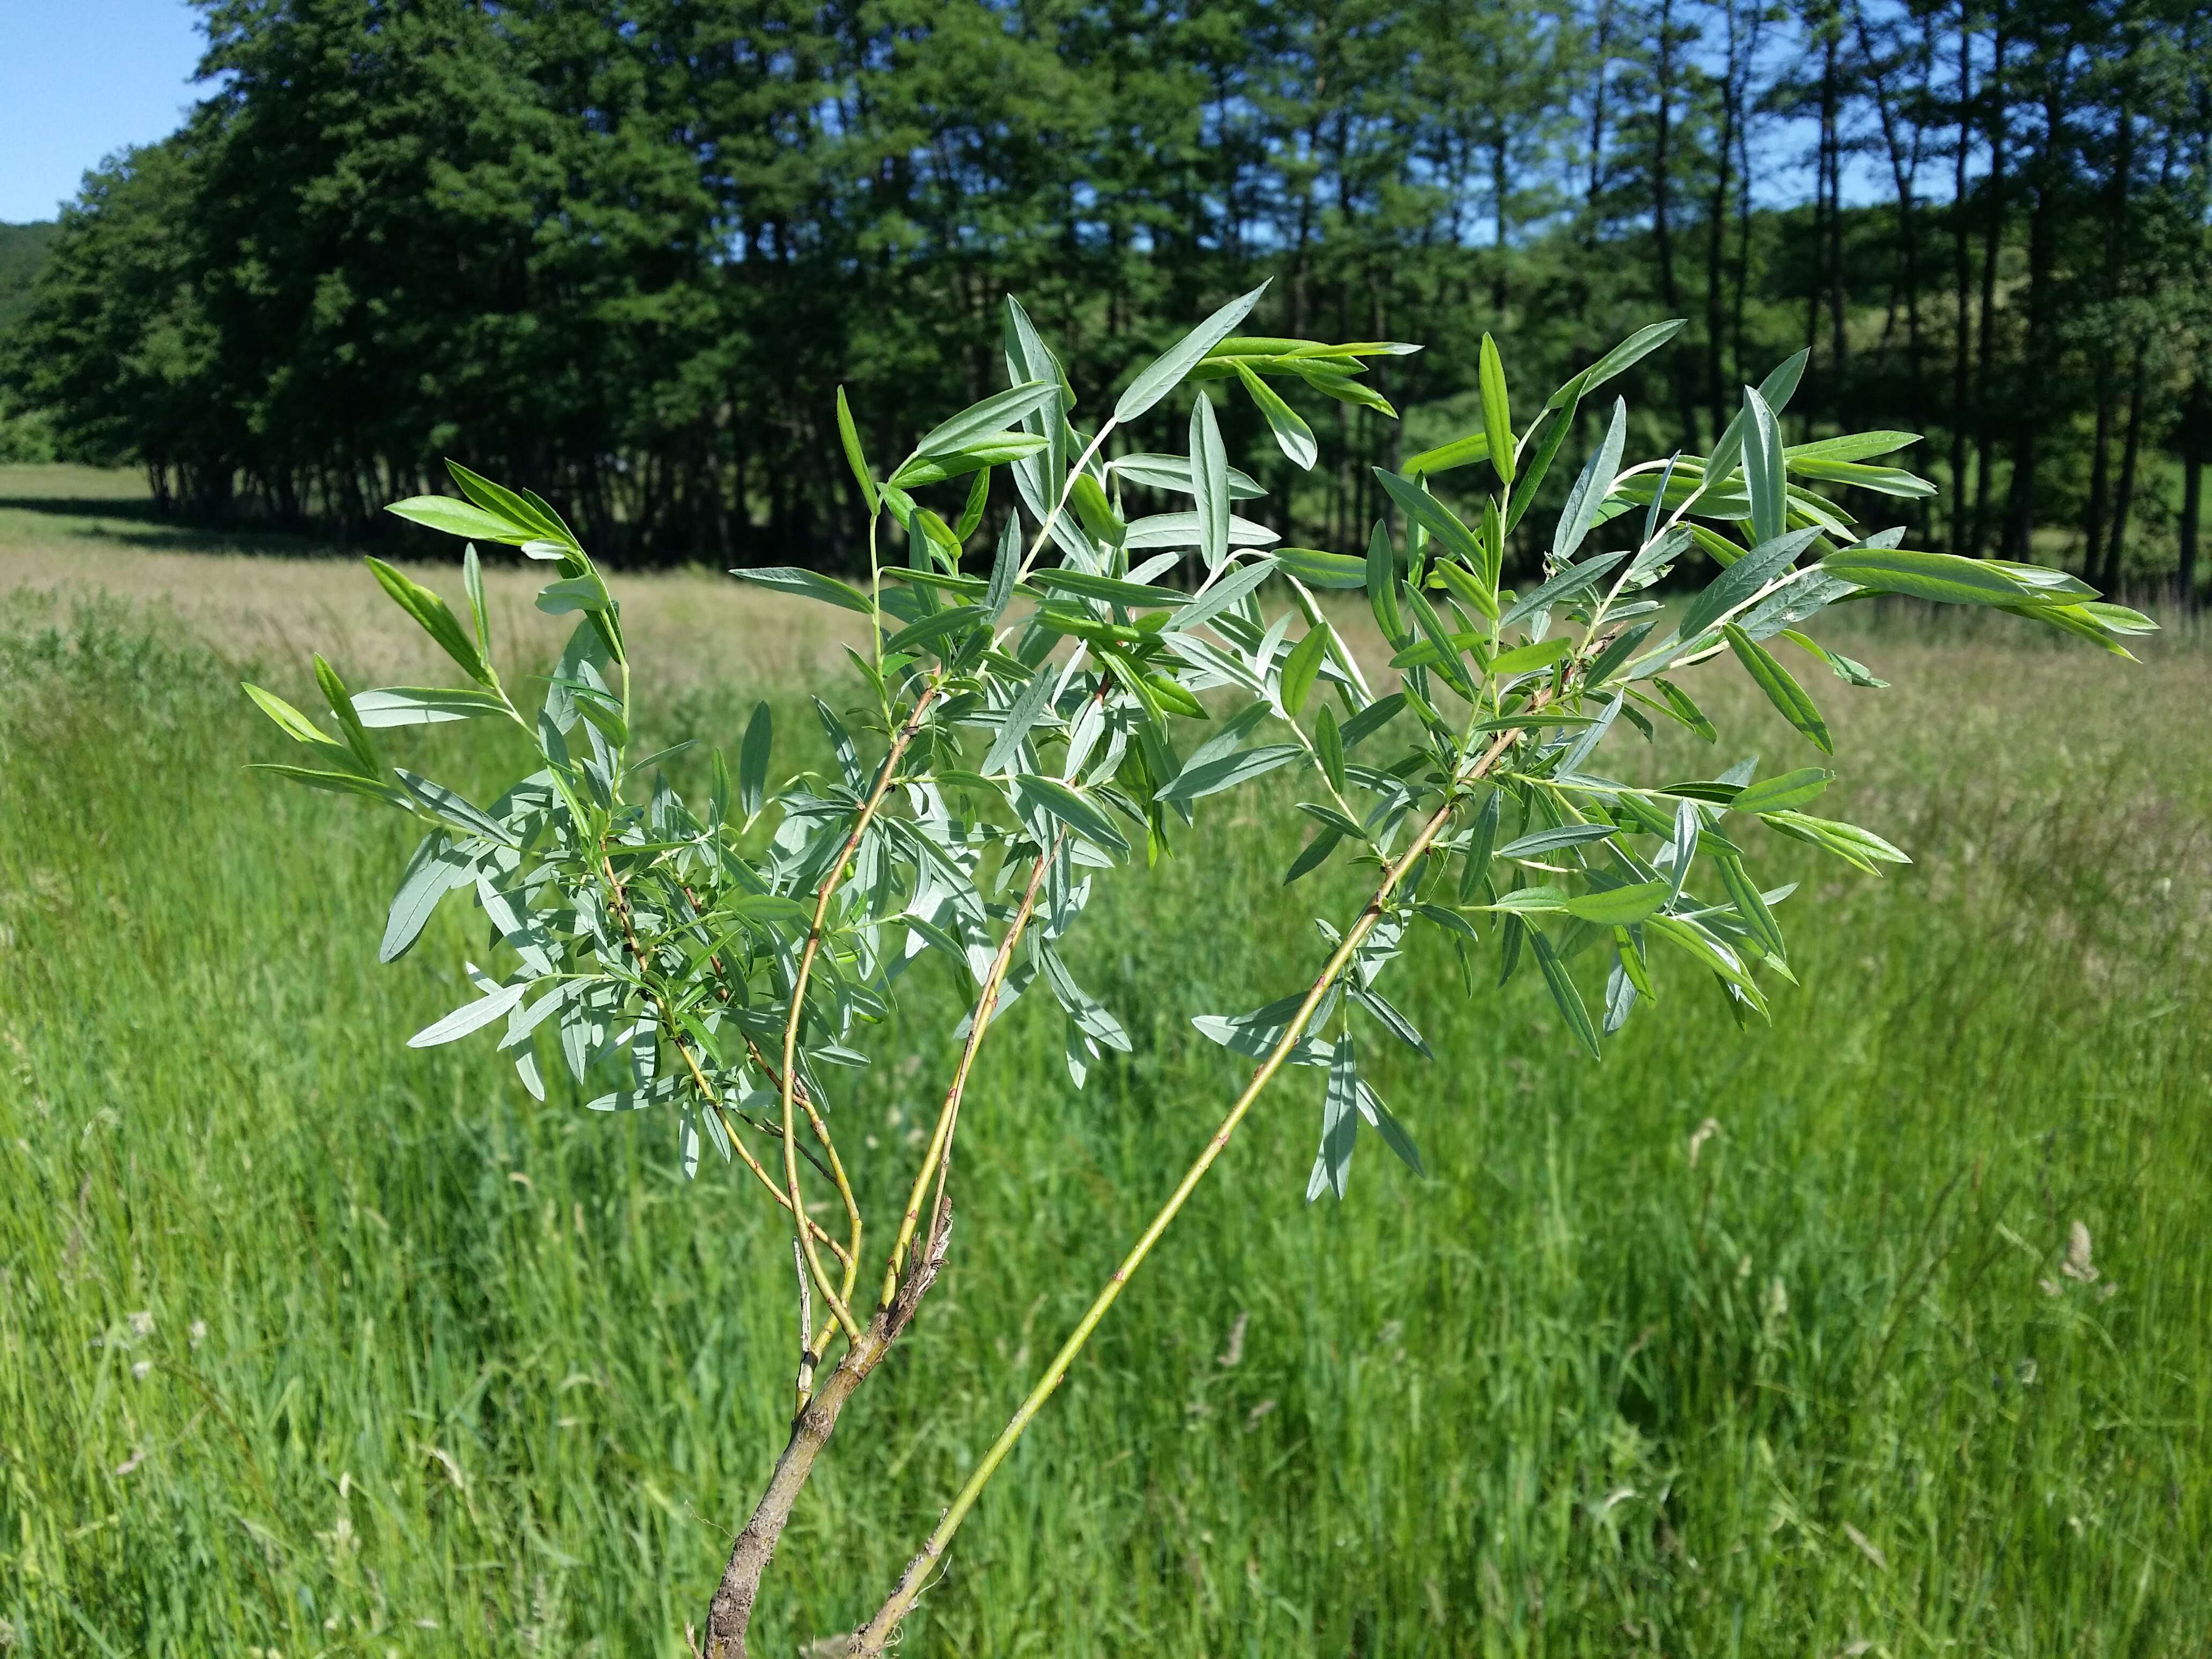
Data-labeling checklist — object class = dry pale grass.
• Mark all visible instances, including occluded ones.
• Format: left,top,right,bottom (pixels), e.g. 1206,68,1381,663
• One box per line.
7,464,2207,817
1,465,864,697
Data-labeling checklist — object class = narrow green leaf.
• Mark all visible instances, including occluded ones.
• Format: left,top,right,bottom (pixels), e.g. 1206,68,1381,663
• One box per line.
1069,474,1125,549
738,701,772,817
1035,570,1186,609
382,833,470,962
1478,333,1515,485
1339,692,1405,750
312,653,379,772
890,434,1048,488
1123,511,1277,551
1817,547,2045,608
351,686,508,728
1314,706,1346,793
1499,549,1628,631
1157,744,1304,804
915,380,1062,459
365,557,490,684
249,763,399,803
1554,398,1627,562
1489,637,1572,678
535,572,610,617
1653,678,1717,743
1401,582,1477,701
394,769,516,845
1279,626,1331,717
985,515,1021,619
407,980,529,1048
1786,430,1919,464
1730,766,1833,816
1723,625,1832,754
1307,1033,1361,1201
1105,452,1267,499
1372,469,1483,569
1565,880,1669,925
1284,827,1342,885
730,565,875,616
1431,553,1500,623
1675,527,1822,644
1401,432,1490,479
1647,913,1758,992
1190,390,1232,571
955,466,992,540
1531,931,1603,1059
446,462,569,546
1506,392,1580,533
386,495,528,544
1116,283,1270,423
1276,547,1367,589
1713,850,1786,959
1015,774,1130,855
1365,520,1404,644
1235,361,1317,469
1171,556,1279,634
241,682,347,755
1787,457,1935,498
1564,320,1687,406
1743,387,1786,545
1498,823,1615,859
836,385,879,514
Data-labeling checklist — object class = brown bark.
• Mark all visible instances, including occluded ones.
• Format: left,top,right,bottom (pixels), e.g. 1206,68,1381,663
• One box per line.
702,1324,888,1659
702,1239,948,1659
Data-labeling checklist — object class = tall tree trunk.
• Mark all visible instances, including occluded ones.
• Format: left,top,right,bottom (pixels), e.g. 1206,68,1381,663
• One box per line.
1969,4,2007,557
1824,20,1848,427
1731,0,1764,394
2083,373,2114,580
1707,0,1743,443
1588,0,1615,227
2000,62,2067,562
2102,352,2147,595
2088,91,2123,584
1949,5,1973,556
1650,0,1700,447
1853,0,1928,531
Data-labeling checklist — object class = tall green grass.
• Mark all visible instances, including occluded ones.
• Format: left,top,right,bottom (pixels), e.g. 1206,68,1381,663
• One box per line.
2,593,2208,1656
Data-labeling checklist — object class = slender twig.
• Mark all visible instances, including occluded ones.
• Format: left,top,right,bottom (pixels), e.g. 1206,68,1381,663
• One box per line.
779,685,941,1344
847,709,1543,1655
792,1240,817,1415
880,833,1063,1310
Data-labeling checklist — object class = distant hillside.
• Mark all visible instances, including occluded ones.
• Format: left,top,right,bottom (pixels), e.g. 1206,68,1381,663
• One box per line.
0,221,61,337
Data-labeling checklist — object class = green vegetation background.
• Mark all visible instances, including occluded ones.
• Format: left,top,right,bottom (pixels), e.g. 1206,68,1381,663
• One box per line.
2,481,2208,1654
1,0,2207,594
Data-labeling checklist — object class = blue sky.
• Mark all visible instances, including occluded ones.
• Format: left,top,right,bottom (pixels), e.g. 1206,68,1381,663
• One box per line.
1,0,206,224
0,0,1888,231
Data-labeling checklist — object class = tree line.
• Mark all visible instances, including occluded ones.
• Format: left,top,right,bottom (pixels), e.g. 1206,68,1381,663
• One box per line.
3,0,2207,599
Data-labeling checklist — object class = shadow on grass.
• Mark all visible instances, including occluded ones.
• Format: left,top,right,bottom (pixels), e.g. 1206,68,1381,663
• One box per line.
0,494,345,557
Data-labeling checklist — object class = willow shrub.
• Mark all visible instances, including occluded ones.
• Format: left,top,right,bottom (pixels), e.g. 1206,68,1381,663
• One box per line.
242,287,2153,1656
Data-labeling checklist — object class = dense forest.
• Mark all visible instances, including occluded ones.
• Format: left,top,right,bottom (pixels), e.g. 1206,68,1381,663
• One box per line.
3,0,2207,599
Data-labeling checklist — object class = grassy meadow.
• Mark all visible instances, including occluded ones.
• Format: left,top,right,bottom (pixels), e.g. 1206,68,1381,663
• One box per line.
3,467,2210,1657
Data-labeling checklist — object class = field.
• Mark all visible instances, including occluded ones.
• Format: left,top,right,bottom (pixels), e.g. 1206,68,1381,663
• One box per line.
3,467,2210,1657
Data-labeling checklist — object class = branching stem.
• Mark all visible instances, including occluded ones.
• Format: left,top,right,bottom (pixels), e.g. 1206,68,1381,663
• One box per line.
778,684,940,1345
880,832,1064,1310
846,708,1542,1654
